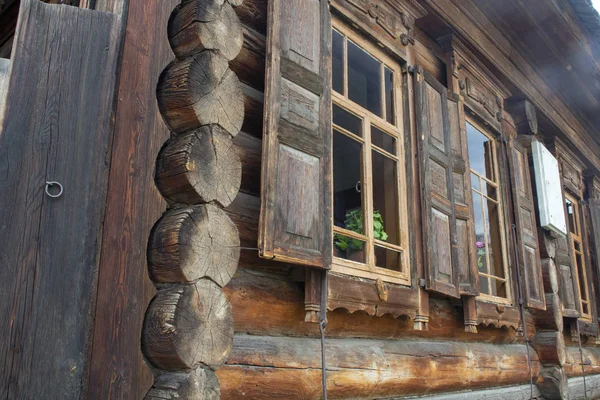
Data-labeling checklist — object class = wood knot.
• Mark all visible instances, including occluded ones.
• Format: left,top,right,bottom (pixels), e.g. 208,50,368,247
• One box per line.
496,304,505,314
376,278,389,302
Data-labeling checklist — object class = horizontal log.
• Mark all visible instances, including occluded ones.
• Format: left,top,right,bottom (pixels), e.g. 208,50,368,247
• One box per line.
230,25,266,91
148,205,240,287
145,368,220,400
532,330,566,366
223,267,532,343
169,1,243,60
157,53,244,136
142,280,234,371
217,334,540,399
234,0,267,35
156,126,242,206
564,346,600,377
531,293,563,331
233,131,261,196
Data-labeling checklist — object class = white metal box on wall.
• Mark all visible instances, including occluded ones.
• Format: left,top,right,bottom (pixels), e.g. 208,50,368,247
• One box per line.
531,139,567,237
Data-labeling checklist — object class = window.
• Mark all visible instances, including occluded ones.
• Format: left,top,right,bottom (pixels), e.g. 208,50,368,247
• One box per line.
466,120,510,303
565,193,592,321
331,20,410,285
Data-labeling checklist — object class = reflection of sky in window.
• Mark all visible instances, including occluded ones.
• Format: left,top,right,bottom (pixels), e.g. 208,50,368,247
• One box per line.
466,122,488,177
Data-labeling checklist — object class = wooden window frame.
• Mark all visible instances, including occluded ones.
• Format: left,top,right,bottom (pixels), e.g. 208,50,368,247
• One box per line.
331,17,410,286
565,192,593,322
466,117,512,305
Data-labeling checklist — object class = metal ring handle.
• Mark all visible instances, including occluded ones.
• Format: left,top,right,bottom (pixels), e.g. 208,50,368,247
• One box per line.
355,180,361,193
45,181,64,198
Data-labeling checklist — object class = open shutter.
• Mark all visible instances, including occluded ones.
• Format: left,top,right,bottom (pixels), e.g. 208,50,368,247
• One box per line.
415,67,460,298
588,198,600,323
557,220,581,317
447,92,479,295
508,140,546,310
258,0,332,268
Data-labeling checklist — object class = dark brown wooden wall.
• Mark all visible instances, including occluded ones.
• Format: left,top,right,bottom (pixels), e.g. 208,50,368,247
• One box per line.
86,0,178,398
0,1,120,397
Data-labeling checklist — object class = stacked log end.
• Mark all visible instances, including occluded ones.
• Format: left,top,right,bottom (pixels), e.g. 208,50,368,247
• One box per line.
144,0,245,397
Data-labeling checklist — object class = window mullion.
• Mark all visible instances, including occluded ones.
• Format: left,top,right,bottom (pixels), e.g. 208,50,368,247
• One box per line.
343,36,348,98
363,115,376,272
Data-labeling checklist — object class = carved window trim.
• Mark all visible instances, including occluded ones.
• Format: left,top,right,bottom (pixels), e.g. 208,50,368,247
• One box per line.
330,17,411,286
465,117,512,306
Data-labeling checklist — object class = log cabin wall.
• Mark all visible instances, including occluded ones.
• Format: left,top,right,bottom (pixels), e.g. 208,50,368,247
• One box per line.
0,0,599,399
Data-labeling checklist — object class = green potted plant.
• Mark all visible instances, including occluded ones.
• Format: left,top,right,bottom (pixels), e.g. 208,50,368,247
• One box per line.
335,209,388,262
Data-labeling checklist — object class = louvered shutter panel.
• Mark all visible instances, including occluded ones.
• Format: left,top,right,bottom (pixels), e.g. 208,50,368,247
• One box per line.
258,0,332,268
447,92,479,295
415,67,460,298
508,140,546,310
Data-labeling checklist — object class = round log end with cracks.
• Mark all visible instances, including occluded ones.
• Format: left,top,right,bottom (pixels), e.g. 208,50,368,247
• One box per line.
228,0,244,6
148,205,240,287
157,52,244,136
156,126,242,207
169,1,243,61
142,280,234,371
145,368,220,400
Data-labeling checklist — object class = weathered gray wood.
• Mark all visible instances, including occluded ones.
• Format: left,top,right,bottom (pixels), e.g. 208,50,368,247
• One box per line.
509,139,546,310
0,1,121,398
156,125,241,206
536,366,568,400
148,205,240,287
258,0,332,268
531,330,566,366
168,0,243,60
415,66,460,299
157,51,244,135
0,58,8,131
142,280,234,371
145,368,220,400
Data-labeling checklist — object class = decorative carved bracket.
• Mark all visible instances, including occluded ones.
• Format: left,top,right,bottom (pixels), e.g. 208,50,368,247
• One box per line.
345,0,416,45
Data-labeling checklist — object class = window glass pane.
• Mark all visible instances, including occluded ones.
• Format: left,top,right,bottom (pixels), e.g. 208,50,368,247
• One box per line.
333,104,362,136
332,29,344,94
491,278,507,298
347,40,383,117
576,252,588,301
479,275,489,294
473,193,486,272
371,125,395,154
582,302,590,316
485,199,505,280
333,130,363,233
333,234,366,263
467,122,495,181
566,199,577,235
375,245,402,272
384,67,394,124
372,150,399,245
471,173,480,192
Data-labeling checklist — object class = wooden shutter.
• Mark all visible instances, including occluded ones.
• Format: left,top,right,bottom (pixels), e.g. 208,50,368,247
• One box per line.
415,67,460,298
447,92,479,295
508,140,546,310
258,0,332,268
588,198,600,322
556,219,581,317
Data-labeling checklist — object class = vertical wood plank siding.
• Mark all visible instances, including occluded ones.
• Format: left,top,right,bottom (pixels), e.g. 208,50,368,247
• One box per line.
86,1,179,398
0,1,120,398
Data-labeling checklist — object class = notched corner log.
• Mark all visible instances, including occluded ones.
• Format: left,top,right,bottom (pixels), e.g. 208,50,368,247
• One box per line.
169,1,243,60
142,279,234,371
156,126,242,207
157,51,244,135
145,368,220,400
148,204,240,287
